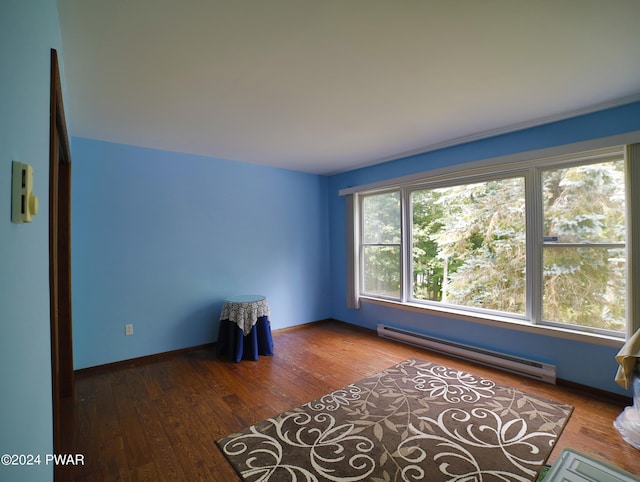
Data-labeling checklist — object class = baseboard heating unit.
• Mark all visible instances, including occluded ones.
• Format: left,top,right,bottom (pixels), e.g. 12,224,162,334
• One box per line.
377,324,557,384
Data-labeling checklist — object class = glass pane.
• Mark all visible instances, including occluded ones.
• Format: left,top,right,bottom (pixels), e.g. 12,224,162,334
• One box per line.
411,177,526,315
543,247,626,332
362,192,401,244
542,160,625,243
363,246,401,298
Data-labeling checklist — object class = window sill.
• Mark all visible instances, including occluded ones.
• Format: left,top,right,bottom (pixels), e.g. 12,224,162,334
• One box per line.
359,296,625,349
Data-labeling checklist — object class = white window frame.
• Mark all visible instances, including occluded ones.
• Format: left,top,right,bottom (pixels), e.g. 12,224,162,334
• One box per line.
342,133,640,346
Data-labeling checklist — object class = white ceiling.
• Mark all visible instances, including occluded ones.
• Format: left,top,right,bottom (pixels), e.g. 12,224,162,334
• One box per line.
57,0,640,175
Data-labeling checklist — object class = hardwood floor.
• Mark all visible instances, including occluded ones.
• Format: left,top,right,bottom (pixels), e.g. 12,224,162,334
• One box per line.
58,320,640,481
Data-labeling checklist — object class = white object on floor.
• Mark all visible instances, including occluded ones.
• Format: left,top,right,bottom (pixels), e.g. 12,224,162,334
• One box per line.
543,448,639,482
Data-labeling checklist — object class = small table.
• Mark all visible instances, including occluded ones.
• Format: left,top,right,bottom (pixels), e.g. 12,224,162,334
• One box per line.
216,295,274,362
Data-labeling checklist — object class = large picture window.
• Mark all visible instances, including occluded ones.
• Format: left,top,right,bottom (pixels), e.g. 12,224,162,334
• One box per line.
349,144,638,340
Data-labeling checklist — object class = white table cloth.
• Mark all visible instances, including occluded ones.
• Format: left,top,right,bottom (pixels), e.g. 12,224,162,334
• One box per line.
219,295,270,335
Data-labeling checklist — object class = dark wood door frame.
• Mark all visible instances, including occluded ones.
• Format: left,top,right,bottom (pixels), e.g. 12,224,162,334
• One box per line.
49,48,73,461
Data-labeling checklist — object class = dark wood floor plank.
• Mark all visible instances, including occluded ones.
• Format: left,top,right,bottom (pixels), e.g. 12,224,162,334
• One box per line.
129,461,166,482
96,435,131,482
133,396,188,481
69,376,98,481
110,371,154,474
93,373,121,444
59,320,640,480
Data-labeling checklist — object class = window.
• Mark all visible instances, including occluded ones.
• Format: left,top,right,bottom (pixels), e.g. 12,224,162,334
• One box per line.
361,191,402,298
541,160,626,332
410,177,526,316
348,143,639,339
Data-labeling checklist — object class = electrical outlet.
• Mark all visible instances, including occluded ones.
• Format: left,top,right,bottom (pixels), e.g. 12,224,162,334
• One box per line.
125,324,134,336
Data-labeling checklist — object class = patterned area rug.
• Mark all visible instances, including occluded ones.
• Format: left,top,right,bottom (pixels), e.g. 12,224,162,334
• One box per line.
217,358,573,481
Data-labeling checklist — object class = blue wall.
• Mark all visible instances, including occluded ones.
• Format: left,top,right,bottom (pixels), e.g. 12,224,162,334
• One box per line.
0,1,63,481
328,101,640,397
71,138,330,369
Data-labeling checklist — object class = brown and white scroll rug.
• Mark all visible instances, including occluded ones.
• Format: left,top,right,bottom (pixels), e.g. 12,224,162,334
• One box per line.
217,358,572,481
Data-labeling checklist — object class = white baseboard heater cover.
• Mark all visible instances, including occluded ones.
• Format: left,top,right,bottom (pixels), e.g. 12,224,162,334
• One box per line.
377,324,557,384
